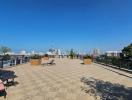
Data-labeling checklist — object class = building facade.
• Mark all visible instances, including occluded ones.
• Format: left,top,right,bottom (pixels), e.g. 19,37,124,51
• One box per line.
92,49,100,57
106,51,122,57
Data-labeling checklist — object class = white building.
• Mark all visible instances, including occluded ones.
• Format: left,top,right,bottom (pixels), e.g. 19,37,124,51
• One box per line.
19,50,26,55
57,49,61,55
31,51,35,55
38,52,44,55
106,51,121,57
5,52,15,55
47,48,62,56
27,53,31,56
92,49,100,57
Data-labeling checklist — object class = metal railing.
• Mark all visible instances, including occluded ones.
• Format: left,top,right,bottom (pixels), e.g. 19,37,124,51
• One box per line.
0,58,30,68
94,57,132,73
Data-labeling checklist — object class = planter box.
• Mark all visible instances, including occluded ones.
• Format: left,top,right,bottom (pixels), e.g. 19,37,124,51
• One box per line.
30,59,41,65
83,59,92,65
43,57,49,60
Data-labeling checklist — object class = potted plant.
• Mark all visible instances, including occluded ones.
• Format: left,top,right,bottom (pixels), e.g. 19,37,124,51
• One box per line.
69,49,76,59
43,54,49,60
83,55,92,65
30,54,41,65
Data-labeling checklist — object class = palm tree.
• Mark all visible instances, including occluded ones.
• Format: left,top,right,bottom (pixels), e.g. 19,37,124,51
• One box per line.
0,46,11,55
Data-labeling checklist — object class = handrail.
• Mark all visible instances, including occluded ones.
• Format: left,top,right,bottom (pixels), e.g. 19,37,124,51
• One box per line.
94,61,132,74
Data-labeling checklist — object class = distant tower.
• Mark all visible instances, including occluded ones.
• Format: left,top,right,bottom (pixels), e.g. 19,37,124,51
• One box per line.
57,49,61,55
93,49,100,57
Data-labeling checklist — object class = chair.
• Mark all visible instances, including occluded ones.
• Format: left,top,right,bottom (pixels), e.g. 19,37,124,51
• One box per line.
47,60,55,65
6,78,15,87
0,70,17,88
42,59,55,66
0,80,6,98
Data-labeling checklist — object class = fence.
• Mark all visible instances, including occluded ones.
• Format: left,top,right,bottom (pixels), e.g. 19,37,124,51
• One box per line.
94,57,132,73
0,57,30,68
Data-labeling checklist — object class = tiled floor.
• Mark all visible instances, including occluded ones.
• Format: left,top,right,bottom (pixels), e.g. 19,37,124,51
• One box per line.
0,58,132,100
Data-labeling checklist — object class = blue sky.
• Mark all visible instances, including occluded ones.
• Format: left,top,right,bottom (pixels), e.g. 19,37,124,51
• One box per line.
0,0,132,52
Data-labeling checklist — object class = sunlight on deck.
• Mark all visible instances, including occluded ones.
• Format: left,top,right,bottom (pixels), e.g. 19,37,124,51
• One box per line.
0,58,132,100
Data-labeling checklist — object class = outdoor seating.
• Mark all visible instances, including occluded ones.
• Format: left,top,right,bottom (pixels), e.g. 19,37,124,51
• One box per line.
0,70,17,88
42,59,55,66
0,80,6,98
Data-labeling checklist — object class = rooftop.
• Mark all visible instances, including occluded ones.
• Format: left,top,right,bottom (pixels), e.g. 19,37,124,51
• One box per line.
0,58,132,100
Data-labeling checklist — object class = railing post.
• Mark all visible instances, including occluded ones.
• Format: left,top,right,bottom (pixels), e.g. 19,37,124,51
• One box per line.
1,58,3,68
119,60,121,69
105,58,107,66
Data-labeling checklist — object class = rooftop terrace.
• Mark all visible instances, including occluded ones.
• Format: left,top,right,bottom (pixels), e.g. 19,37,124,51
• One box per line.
0,58,132,100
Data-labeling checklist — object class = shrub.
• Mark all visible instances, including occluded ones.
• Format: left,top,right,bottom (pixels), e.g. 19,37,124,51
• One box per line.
83,55,92,59
69,49,76,59
3,54,11,60
44,54,49,57
30,54,41,59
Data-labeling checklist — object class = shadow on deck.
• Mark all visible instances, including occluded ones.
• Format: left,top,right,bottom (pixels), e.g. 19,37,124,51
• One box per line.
81,77,132,100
